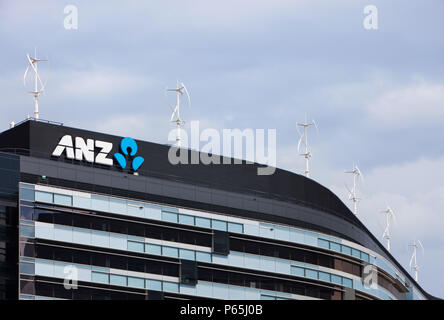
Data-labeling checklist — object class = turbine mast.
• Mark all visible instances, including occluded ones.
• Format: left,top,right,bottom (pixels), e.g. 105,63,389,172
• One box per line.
409,240,424,282
24,48,48,120
345,164,363,215
166,80,191,148
381,206,395,251
296,116,317,178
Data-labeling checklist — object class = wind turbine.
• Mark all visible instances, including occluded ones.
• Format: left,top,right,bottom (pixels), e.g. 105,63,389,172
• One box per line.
296,115,318,178
409,240,424,282
166,80,191,147
345,164,364,215
24,48,48,120
380,206,396,251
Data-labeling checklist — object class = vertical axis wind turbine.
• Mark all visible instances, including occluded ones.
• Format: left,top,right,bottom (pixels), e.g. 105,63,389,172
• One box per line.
24,49,48,120
166,80,191,147
409,240,424,282
380,206,396,251
296,116,318,178
345,164,364,215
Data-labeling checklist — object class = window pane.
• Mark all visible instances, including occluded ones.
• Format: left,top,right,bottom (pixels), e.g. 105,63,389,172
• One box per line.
20,188,35,201
128,277,145,289
228,222,243,233
35,191,53,203
110,274,127,287
341,245,352,255
212,220,227,231
109,198,126,214
54,194,72,206
352,249,361,259
318,239,329,249
342,277,353,288
20,225,35,238
319,271,331,282
162,246,178,258
196,252,212,263
128,241,144,253
361,252,370,263
162,211,178,223
73,196,91,209
330,242,341,252
195,217,211,228
179,214,195,226
163,282,179,293
291,266,305,277
92,272,109,284
91,195,109,212
305,269,318,279
331,274,342,285
145,244,162,255
146,279,162,291
20,262,35,275
179,249,195,260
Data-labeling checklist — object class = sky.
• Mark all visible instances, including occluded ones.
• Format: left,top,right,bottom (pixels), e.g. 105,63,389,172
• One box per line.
1,0,443,298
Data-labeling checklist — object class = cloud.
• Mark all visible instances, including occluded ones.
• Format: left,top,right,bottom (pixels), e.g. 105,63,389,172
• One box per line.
364,80,444,127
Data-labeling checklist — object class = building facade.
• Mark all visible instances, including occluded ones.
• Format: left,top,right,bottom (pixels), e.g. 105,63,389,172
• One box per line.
0,119,436,300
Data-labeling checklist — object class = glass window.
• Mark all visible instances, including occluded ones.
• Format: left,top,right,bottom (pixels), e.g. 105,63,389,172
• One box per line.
361,252,370,263
318,239,329,249
291,266,305,277
212,220,227,231
196,251,212,263
20,206,33,220
35,191,53,203
128,276,145,289
146,279,162,291
20,188,34,201
92,272,109,284
162,246,178,258
20,262,35,275
91,195,109,212
54,194,72,206
179,249,195,260
352,249,361,259
330,242,341,252
145,244,162,256
319,271,331,282
127,202,145,217
342,277,353,288
73,196,91,209
20,224,35,238
110,274,127,287
331,274,342,285
128,241,144,253
227,222,243,233
162,211,178,223
305,269,318,279
179,214,195,226
341,245,352,255
109,198,126,214
195,217,211,228
163,282,179,293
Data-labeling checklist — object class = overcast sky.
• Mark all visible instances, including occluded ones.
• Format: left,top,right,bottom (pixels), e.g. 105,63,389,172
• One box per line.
1,0,443,298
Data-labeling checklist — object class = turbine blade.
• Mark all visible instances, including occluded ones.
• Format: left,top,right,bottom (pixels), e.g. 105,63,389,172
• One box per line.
181,82,191,108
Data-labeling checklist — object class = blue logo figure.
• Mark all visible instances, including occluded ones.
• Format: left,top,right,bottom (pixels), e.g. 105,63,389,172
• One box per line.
114,137,144,171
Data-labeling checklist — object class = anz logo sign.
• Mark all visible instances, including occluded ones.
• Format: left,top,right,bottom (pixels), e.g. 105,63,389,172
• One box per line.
52,135,144,172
